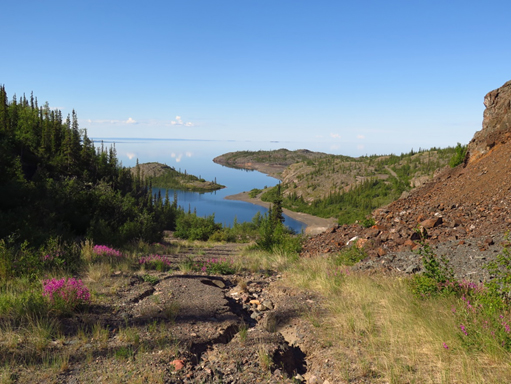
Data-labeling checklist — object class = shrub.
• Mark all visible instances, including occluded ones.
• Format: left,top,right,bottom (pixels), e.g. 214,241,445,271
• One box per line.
249,188,262,198
42,277,90,314
174,213,222,241
410,240,454,297
140,274,160,285
139,254,172,271
334,245,367,266
191,258,235,275
361,217,376,228
485,234,511,305
449,142,467,168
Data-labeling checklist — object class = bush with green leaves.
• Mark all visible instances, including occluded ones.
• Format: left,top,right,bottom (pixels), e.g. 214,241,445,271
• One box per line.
409,241,455,297
249,188,263,198
404,235,511,352
0,278,48,321
138,254,172,271
449,142,467,168
485,234,511,306
174,212,222,241
334,245,367,266
1,236,83,281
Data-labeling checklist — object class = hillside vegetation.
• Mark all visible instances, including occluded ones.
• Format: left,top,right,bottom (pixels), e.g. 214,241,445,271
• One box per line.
0,86,178,254
216,147,460,224
130,162,225,192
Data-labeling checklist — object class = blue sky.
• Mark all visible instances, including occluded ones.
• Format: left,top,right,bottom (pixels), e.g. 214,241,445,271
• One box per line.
2,0,510,156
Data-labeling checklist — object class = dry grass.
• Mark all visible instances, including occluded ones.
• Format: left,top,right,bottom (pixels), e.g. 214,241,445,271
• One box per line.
287,256,511,383
237,249,511,383
257,345,272,371
235,247,298,273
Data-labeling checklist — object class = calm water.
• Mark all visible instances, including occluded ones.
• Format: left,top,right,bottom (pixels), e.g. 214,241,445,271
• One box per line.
93,138,307,232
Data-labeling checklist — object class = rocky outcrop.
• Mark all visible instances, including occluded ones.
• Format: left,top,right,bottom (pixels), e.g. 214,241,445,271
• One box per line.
468,80,511,163
302,80,511,282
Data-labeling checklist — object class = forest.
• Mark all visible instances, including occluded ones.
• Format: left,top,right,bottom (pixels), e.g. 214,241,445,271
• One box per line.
0,86,177,271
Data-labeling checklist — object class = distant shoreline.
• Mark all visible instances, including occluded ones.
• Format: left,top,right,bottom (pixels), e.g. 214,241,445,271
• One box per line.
225,192,337,235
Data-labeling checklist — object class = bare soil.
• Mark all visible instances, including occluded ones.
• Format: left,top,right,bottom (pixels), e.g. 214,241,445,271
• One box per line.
7,241,333,384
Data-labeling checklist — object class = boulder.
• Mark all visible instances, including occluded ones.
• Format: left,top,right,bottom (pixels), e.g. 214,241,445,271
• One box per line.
468,80,511,163
420,217,443,229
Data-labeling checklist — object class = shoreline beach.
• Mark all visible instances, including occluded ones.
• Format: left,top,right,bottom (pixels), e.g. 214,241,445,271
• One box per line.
225,191,337,235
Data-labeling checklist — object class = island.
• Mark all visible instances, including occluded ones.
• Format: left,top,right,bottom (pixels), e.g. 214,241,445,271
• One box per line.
130,162,225,192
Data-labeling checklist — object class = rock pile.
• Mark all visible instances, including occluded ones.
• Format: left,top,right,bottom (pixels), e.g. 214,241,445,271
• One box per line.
302,80,511,281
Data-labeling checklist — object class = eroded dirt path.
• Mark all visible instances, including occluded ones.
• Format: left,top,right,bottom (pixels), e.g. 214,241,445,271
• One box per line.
36,242,330,384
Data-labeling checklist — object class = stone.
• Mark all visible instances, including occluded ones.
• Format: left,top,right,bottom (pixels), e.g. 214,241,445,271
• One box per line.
250,311,262,320
405,264,420,274
404,239,415,247
365,228,380,238
420,217,443,229
261,300,274,310
211,279,226,288
356,238,368,249
170,359,185,371
261,312,278,332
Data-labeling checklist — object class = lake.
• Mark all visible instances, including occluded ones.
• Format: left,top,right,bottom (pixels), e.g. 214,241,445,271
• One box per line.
93,138,307,232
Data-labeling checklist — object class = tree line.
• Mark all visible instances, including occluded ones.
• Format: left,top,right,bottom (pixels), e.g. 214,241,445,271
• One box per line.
0,86,176,249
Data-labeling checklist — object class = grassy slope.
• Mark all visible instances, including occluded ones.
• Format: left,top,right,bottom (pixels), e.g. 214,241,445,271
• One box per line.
237,245,511,383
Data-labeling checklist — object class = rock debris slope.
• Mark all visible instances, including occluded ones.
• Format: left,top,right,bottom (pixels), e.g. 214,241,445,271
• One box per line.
302,80,511,281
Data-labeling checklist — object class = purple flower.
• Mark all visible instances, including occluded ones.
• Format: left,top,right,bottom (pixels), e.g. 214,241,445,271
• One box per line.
460,324,468,336
93,245,123,258
42,278,90,311
443,342,449,350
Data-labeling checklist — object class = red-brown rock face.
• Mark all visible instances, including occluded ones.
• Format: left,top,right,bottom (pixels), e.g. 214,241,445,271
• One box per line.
468,80,511,163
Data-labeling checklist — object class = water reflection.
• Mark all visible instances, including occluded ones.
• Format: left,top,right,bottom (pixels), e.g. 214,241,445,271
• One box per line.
93,138,307,232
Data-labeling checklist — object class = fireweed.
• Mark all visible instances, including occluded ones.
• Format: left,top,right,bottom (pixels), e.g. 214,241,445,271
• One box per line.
450,290,511,350
92,245,123,260
192,258,235,275
139,254,172,271
42,277,91,314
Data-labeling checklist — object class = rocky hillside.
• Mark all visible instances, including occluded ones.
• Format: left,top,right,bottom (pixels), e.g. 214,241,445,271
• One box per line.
277,149,455,202
213,148,329,178
302,80,511,282
130,162,225,192
216,145,459,226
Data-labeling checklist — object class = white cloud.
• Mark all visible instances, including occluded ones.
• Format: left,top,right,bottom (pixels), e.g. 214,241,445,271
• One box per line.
330,133,341,139
186,152,193,158
85,118,137,125
126,152,136,160
357,135,365,140
357,144,365,150
171,115,194,127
